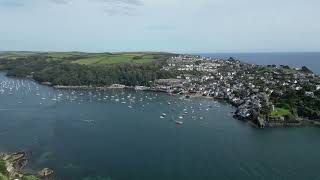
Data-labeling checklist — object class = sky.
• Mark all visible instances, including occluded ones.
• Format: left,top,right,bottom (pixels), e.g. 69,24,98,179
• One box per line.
0,0,320,53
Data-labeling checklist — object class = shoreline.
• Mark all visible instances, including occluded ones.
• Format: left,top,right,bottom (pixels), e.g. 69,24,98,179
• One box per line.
0,151,53,180
27,81,320,128
53,84,134,90
2,72,319,129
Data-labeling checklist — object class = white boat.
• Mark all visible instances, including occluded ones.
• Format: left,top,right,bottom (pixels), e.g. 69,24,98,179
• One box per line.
175,120,183,125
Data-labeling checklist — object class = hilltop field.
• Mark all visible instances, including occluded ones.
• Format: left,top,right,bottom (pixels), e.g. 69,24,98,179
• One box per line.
0,51,177,87
0,51,172,65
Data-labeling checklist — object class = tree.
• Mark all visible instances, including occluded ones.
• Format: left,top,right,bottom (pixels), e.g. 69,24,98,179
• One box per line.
0,160,6,174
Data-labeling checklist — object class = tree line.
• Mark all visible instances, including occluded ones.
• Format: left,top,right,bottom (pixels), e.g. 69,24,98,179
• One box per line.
0,55,177,87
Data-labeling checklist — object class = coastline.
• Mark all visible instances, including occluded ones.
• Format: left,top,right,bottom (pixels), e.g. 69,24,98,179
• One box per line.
53,84,133,90
3,67,319,129
0,151,53,180
25,79,320,128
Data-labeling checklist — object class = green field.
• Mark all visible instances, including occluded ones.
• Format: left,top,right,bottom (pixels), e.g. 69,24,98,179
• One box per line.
270,108,292,118
46,52,87,58
71,54,157,65
0,51,173,65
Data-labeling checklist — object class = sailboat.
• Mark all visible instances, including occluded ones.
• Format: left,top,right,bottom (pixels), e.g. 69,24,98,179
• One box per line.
175,120,183,125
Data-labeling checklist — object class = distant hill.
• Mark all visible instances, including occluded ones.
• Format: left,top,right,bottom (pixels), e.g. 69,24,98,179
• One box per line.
0,51,176,65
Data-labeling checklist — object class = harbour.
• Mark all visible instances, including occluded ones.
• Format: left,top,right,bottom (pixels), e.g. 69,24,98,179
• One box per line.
1,72,320,180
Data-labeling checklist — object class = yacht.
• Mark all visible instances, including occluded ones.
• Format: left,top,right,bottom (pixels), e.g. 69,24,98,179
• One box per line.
175,120,183,125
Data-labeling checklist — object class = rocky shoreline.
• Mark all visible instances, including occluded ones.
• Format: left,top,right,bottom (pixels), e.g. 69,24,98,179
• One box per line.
150,90,318,128
186,93,310,128
0,151,53,180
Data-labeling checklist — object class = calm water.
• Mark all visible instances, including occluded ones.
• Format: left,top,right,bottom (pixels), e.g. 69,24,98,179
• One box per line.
1,71,320,180
200,52,320,74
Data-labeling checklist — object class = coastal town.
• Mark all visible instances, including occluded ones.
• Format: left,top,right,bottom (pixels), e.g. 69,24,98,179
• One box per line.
148,55,320,127
1,52,319,128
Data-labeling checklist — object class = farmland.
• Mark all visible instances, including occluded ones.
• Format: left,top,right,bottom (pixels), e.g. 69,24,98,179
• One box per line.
0,51,172,65
72,54,157,65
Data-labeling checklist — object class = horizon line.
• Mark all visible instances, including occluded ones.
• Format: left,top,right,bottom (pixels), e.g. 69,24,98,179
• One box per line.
1,50,320,54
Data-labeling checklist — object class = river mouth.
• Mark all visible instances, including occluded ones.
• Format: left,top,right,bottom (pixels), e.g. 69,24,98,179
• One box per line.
1,72,320,180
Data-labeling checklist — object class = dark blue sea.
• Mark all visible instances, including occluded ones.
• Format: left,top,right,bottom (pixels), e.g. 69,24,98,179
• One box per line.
199,52,320,74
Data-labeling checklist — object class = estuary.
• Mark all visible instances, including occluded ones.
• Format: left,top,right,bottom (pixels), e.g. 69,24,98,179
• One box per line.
1,73,320,180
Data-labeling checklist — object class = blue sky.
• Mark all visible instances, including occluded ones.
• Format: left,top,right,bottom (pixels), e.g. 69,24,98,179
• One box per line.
0,0,319,53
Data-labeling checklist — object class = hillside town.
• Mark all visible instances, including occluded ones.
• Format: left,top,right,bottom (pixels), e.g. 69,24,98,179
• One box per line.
150,55,320,127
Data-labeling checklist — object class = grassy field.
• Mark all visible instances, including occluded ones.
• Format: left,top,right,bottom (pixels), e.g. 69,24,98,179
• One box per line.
71,54,157,65
0,51,172,65
46,52,87,58
270,108,292,118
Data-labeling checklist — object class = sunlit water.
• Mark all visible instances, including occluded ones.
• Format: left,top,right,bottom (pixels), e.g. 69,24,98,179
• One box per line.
1,72,320,180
